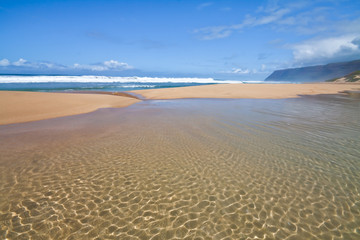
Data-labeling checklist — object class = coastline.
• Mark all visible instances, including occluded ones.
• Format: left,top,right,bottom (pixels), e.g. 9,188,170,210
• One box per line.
1,83,359,125
131,83,360,100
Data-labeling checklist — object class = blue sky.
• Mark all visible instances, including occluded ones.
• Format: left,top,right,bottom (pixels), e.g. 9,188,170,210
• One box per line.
0,0,360,80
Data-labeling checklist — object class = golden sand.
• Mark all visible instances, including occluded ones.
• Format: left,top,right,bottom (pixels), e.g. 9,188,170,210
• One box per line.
132,83,360,100
1,83,359,125
1,97,359,239
0,91,140,125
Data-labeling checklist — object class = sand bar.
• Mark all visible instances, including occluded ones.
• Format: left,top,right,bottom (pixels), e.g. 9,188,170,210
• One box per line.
132,83,360,100
1,83,359,125
0,91,140,125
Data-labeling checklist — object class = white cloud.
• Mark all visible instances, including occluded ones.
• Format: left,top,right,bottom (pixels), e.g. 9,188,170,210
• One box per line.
73,60,133,71
232,68,250,74
254,8,290,25
103,60,132,70
1,58,132,72
222,68,250,74
194,8,290,40
0,58,10,67
2,58,66,69
220,65,273,75
13,58,29,67
194,1,353,41
292,35,360,64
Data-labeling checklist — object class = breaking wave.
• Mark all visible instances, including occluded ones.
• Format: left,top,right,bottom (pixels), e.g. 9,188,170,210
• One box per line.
0,75,241,84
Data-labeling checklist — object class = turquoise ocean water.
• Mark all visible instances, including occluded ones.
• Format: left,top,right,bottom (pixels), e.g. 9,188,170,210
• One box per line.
0,75,244,92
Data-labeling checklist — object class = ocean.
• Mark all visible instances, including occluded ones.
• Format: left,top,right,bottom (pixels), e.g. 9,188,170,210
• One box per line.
0,75,242,92
0,75,297,92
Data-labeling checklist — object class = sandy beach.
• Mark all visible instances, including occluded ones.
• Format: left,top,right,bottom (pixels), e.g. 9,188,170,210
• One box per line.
0,91,140,125
1,93,360,239
3,1,360,238
132,83,360,99
1,84,360,239
1,83,359,125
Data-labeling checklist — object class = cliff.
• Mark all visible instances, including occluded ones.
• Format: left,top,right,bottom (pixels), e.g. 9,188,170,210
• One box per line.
265,60,360,82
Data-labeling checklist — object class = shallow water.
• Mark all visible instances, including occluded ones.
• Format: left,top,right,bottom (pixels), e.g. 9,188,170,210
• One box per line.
0,95,360,239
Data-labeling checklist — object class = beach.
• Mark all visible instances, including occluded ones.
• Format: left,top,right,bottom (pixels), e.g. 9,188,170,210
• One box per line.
1,83,360,239
1,83,359,125
3,0,360,238
0,91,140,125
131,82,360,99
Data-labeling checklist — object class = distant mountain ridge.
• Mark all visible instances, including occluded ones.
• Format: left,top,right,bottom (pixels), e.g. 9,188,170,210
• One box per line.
265,60,360,82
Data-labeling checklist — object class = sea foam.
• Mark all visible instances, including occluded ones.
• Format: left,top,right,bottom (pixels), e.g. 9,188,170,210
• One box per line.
0,75,242,84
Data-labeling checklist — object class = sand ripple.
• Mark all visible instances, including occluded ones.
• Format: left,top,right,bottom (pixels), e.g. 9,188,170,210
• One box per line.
0,96,360,239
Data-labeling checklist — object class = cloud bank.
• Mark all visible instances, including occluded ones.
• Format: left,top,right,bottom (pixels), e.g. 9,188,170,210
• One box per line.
194,1,360,67
0,58,133,72
0,59,10,66
0,58,66,69
292,35,360,65
220,65,270,76
73,60,133,71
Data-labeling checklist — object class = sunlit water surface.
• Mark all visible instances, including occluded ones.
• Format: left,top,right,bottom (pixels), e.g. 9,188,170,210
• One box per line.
0,95,359,239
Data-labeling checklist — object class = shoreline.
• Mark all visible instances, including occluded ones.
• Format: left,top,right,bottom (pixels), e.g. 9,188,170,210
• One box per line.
1,83,359,125
131,83,360,100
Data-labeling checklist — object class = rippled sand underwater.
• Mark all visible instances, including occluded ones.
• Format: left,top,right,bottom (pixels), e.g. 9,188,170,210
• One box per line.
0,95,360,239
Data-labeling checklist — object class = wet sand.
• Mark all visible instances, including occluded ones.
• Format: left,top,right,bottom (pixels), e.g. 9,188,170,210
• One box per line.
0,91,140,125
131,83,360,100
0,96,359,239
1,83,359,125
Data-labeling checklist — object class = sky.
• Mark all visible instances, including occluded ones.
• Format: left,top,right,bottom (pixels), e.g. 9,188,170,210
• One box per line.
0,0,360,80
